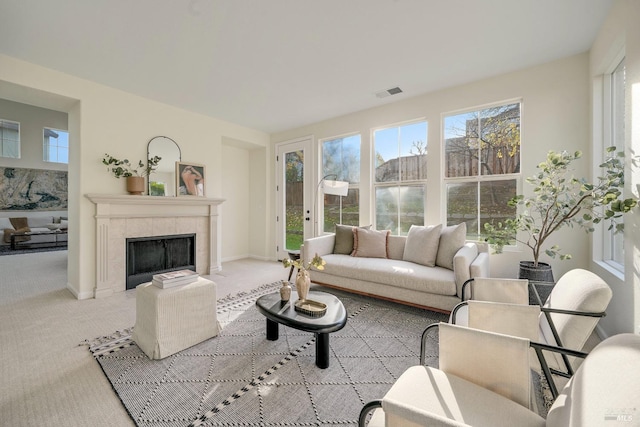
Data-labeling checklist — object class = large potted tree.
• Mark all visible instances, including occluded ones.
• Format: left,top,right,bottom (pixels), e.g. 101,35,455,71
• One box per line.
484,147,636,286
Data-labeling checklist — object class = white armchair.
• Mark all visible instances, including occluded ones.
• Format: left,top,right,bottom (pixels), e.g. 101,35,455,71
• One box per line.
449,269,611,394
360,326,640,427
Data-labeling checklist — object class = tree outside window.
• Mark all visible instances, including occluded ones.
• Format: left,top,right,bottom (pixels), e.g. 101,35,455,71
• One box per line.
373,121,427,235
321,134,360,233
444,103,520,240
284,150,305,250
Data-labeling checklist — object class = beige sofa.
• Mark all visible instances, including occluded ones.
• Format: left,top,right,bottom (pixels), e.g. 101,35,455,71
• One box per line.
301,223,490,312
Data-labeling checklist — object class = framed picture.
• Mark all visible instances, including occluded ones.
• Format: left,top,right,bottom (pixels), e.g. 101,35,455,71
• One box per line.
176,162,206,197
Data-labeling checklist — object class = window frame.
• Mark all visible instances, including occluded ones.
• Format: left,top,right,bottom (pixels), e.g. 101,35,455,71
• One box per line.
0,119,21,159
371,119,428,235
599,56,626,274
442,100,522,241
319,132,362,235
43,127,69,164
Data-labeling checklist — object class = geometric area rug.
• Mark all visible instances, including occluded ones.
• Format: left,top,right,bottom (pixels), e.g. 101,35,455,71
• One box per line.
84,283,546,426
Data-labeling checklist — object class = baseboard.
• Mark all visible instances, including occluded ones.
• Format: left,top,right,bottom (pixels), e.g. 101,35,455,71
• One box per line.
248,254,273,262
66,283,93,300
221,254,251,263
221,254,274,263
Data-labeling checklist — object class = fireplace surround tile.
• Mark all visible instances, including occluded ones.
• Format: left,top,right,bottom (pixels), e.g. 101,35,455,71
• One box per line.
152,217,177,236
86,194,224,299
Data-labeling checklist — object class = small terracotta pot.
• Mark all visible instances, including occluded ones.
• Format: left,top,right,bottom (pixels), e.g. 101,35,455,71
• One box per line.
126,176,145,195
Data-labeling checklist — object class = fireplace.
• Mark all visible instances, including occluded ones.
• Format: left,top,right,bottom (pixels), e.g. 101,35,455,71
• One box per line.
126,233,196,289
86,194,223,298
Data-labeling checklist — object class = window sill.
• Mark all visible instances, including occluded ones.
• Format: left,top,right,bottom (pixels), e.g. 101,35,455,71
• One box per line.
594,260,624,281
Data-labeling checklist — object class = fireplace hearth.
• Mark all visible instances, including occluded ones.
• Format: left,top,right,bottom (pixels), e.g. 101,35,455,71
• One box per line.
126,233,196,289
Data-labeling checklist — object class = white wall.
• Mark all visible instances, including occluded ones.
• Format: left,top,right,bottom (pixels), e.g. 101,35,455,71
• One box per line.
0,98,68,171
0,54,270,299
271,54,591,279
249,146,272,260
589,0,640,336
221,143,250,261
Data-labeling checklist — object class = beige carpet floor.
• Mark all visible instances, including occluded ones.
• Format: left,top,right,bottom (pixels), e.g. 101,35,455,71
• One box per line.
0,250,284,427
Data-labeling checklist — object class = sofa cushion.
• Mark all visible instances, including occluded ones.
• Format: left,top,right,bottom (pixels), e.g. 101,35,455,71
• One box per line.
352,228,389,258
319,254,457,296
0,217,13,231
403,224,442,267
436,223,467,270
333,224,370,255
387,235,407,260
60,219,68,229
28,216,54,228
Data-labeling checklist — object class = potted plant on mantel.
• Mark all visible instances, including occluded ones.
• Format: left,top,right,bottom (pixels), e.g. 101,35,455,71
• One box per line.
483,147,636,284
102,153,161,195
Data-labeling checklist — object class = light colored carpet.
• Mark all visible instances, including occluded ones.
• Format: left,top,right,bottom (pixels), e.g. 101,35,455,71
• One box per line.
88,285,448,426
0,250,284,427
0,251,599,425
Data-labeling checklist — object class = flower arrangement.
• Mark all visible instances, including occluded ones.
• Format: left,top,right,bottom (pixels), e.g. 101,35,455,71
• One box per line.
102,153,162,178
282,253,326,301
282,253,326,271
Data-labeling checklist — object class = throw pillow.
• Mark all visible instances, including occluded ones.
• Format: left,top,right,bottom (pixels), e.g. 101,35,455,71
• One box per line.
403,224,442,267
351,228,389,258
60,219,69,230
333,224,371,254
436,223,467,270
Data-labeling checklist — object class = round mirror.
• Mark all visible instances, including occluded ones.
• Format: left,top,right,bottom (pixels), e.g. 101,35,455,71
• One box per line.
147,136,181,196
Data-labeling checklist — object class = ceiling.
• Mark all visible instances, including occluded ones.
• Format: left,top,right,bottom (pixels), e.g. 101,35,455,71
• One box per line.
0,0,613,134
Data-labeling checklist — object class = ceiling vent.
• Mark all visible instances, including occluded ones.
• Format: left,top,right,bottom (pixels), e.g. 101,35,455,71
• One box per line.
375,86,403,99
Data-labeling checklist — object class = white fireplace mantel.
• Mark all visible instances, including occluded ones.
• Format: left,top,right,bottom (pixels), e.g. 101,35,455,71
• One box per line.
86,194,225,298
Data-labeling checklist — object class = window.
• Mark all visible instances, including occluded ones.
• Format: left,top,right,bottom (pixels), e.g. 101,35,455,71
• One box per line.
0,119,20,158
321,134,361,233
604,58,625,269
43,128,69,163
373,121,427,235
444,102,520,240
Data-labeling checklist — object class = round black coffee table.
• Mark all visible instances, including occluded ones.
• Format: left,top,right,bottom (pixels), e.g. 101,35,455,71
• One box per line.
255,290,347,369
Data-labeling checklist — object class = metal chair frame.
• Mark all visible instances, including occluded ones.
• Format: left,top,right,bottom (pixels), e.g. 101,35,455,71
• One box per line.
457,277,605,378
359,323,589,426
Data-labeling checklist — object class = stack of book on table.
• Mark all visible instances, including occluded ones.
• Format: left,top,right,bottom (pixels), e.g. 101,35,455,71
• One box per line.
152,269,199,289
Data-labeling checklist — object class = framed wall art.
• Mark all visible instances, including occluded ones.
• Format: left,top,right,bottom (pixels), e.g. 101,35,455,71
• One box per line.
176,162,205,197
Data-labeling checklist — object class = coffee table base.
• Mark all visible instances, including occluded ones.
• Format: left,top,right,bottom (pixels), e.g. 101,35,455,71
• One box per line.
265,318,331,369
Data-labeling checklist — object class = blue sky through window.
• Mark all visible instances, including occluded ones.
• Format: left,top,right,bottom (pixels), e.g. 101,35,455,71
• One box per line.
375,121,427,163
45,129,69,163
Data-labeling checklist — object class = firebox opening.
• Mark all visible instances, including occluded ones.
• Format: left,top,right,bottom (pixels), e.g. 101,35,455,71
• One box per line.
126,233,196,290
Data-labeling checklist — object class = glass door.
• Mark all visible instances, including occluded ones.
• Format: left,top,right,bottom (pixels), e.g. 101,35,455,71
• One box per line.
276,137,313,260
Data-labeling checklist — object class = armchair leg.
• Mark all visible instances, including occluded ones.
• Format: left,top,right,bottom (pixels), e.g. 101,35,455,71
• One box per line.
359,400,383,427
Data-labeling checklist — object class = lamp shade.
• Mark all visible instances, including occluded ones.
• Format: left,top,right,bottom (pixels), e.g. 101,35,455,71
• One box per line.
322,180,349,197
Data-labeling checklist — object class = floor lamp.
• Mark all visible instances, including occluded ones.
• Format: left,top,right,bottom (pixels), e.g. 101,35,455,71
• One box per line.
315,174,349,236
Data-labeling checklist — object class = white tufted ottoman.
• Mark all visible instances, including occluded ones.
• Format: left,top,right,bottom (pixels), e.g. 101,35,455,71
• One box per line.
133,278,219,359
